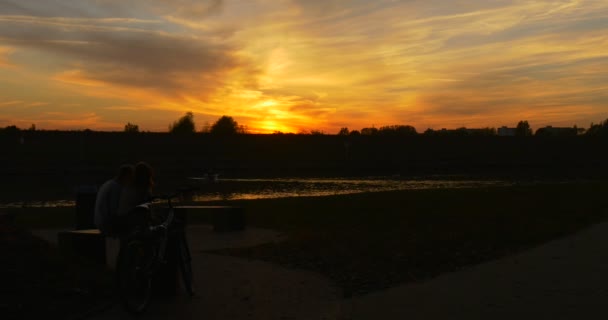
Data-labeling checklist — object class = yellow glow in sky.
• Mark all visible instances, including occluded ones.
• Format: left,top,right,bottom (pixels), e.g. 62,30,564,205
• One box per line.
0,0,607,132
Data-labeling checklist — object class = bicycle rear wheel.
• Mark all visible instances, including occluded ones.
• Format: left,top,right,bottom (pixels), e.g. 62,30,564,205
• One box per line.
116,239,154,314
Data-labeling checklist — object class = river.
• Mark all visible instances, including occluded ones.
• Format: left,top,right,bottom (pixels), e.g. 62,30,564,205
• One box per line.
0,177,511,208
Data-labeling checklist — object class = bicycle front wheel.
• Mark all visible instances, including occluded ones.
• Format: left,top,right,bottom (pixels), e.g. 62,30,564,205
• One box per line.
116,239,154,314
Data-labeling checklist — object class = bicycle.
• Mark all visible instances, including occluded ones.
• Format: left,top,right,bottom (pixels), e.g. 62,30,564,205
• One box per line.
115,190,195,314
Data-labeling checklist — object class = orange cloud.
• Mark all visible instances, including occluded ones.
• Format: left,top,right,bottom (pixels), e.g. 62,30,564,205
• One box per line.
0,46,15,68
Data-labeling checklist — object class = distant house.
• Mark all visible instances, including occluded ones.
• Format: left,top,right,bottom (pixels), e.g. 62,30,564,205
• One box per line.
535,126,577,137
497,126,517,136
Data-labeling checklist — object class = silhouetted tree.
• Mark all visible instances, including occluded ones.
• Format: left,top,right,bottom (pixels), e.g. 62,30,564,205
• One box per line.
516,121,532,136
477,127,497,136
29,124,36,131
586,119,608,136
423,128,453,136
124,122,139,133
349,130,361,136
338,127,350,135
587,122,600,136
457,127,496,136
453,127,469,136
378,125,417,136
210,115,240,135
1,125,20,134
534,128,547,136
400,125,418,136
169,112,196,134
361,127,379,135
310,130,325,135
535,126,577,137
423,127,496,136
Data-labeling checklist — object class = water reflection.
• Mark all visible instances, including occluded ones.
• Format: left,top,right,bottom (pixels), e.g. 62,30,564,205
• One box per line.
191,178,511,202
0,178,510,208
0,200,76,209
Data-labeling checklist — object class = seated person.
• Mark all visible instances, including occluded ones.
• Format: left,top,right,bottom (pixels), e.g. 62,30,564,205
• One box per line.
94,165,134,235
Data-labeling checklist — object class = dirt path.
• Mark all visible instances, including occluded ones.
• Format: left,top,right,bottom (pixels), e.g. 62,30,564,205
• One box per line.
343,220,608,319
32,226,344,320
92,254,340,320
88,253,343,320
34,220,608,319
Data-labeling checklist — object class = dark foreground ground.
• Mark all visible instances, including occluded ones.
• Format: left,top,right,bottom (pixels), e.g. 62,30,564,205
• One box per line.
5,181,607,317
0,214,113,319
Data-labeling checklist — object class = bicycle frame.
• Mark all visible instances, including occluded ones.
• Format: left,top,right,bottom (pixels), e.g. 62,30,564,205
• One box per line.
117,189,196,314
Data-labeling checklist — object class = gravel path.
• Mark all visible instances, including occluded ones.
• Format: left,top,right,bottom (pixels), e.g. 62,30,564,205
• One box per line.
343,220,608,319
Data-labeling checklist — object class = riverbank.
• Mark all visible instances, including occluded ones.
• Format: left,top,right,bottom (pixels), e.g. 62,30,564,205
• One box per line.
3,131,608,203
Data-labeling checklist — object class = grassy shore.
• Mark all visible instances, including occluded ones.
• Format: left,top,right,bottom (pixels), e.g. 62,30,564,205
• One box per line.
8,182,608,298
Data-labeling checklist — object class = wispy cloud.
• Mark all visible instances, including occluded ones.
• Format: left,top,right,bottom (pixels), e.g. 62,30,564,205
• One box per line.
0,13,253,93
0,100,22,107
0,46,14,68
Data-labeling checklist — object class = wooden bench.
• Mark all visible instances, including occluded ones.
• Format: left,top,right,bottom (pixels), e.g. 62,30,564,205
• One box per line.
57,205,245,267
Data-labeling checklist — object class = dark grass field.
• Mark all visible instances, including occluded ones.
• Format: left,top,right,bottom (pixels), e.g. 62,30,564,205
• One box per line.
7,181,608,300
206,182,608,296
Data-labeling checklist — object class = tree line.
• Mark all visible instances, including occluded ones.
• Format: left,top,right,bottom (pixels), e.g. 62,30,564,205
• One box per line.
4,114,608,137
332,120,592,137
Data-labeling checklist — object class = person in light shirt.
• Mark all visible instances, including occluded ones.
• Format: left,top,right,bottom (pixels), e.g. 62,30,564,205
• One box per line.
94,165,134,235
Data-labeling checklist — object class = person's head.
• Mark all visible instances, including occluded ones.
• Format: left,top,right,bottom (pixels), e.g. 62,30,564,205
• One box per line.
134,162,154,191
116,164,134,185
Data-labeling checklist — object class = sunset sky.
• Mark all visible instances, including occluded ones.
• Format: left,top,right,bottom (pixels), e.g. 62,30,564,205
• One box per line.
0,0,607,133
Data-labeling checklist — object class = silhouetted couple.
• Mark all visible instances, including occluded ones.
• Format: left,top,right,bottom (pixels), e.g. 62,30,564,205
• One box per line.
94,162,154,236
